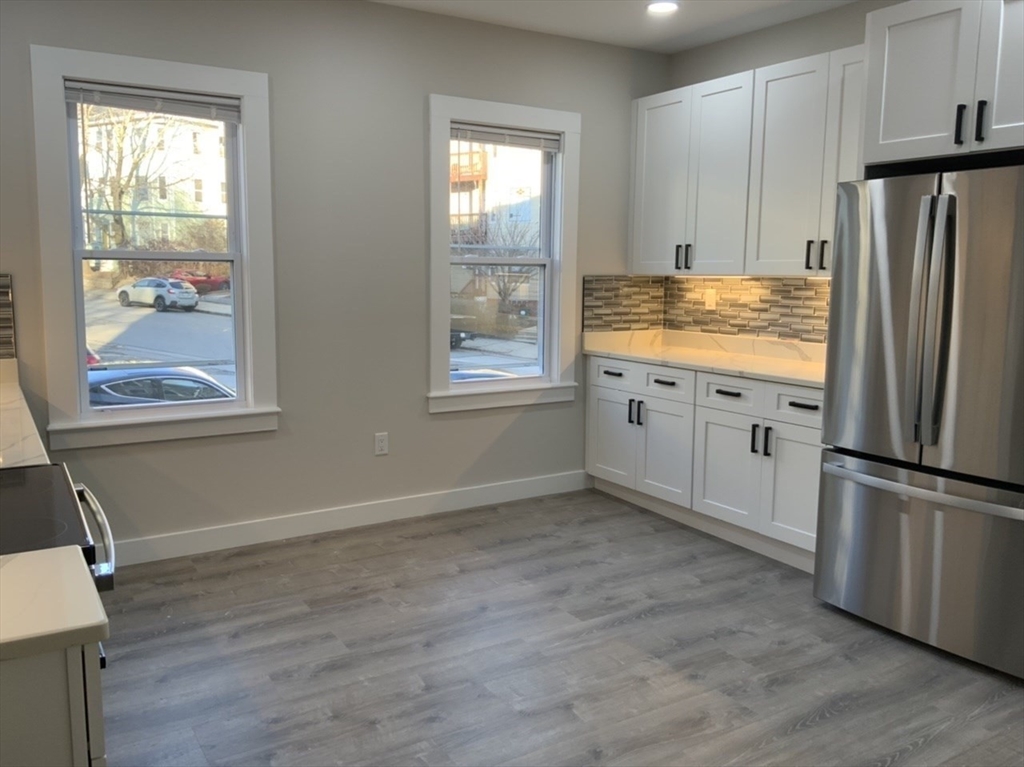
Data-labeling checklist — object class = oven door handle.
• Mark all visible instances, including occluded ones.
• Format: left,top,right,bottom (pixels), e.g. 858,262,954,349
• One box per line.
75,483,115,591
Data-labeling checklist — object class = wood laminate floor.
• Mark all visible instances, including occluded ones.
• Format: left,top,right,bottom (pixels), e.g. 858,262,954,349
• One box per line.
100,490,1024,767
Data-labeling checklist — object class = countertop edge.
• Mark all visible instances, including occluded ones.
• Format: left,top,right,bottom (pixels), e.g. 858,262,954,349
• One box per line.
583,349,825,389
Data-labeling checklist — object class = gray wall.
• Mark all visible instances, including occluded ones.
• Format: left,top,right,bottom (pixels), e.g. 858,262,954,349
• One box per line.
669,0,901,87
0,0,667,543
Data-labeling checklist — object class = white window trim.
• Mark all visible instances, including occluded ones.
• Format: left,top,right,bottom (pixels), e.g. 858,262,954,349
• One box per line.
427,95,580,414
30,45,278,449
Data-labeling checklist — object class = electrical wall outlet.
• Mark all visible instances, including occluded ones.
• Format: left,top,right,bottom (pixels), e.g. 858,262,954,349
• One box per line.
374,432,388,456
704,288,717,310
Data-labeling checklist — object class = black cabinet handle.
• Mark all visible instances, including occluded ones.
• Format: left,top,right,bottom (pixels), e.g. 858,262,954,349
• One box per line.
684,243,692,270
637,400,644,426
674,244,683,270
818,240,828,270
750,423,759,454
788,400,820,411
653,378,676,387
602,370,623,378
628,398,635,424
763,426,773,457
975,100,988,142
805,240,815,270
954,103,967,145
715,388,742,398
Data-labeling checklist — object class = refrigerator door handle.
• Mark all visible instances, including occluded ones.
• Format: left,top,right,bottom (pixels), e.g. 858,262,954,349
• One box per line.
920,194,956,446
904,195,935,443
821,463,1024,521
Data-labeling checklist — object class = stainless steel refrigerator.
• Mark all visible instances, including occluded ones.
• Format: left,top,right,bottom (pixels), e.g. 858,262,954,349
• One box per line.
815,164,1024,678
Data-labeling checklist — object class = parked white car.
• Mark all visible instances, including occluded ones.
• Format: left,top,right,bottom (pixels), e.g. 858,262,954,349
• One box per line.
116,278,199,312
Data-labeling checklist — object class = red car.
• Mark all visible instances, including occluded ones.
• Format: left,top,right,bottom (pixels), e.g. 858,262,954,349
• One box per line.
170,269,230,293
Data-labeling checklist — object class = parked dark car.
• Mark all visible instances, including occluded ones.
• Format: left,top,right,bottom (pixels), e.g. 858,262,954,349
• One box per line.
88,367,235,407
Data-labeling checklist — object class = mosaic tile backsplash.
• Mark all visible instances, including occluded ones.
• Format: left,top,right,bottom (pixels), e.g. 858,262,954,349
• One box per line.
583,275,830,343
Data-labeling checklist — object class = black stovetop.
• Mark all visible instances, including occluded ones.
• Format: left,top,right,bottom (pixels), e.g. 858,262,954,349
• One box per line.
0,463,95,563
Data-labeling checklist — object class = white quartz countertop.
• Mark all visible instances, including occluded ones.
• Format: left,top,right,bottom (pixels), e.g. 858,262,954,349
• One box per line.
0,546,109,661
583,329,826,388
0,359,49,468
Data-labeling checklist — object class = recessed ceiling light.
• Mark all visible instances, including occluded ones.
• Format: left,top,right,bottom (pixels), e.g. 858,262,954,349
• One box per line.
647,0,679,15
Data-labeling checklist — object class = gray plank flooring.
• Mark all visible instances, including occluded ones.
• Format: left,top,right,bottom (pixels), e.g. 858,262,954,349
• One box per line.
100,490,1024,767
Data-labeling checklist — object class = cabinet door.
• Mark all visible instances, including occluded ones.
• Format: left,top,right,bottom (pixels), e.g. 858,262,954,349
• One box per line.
683,71,752,276
692,408,761,530
818,45,865,275
636,396,694,507
586,386,637,487
974,0,1024,150
630,89,690,274
758,420,822,551
863,0,984,163
746,54,830,276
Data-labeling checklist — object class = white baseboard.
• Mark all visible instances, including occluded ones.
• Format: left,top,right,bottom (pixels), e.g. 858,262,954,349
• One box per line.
118,470,592,566
594,479,815,574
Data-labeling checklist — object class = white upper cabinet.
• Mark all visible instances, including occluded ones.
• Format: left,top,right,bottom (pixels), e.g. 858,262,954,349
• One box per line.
630,73,752,275
745,54,831,276
818,45,867,274
975,0,1024,150
863,0,1023,163
631,88,690,274
683,71,753,275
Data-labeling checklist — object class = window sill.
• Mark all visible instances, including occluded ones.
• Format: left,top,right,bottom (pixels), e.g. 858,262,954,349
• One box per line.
47,406,280,450
427,381,577,413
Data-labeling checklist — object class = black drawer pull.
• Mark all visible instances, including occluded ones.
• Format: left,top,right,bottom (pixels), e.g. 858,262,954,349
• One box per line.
637,400,644,426
750,423,759,454
674,244,683,270
715,388,742,398
763,426,773,457
975,100,988,142
653,378,676,387
788,400,820,411
805,240,815,270
818,240,828,270
684,243,692,270
602,370,623,378
628,398,635,424
954,103,967,145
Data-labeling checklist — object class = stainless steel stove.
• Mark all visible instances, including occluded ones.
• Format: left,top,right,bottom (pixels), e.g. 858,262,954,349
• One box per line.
0,463,115,590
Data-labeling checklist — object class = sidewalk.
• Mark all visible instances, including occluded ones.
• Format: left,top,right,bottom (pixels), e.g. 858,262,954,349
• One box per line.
195,291,232,316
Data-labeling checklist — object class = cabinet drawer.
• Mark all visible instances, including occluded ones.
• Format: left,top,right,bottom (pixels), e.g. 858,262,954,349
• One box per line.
589,357,639,390
696,373,765,415
765,382,824,429
638,365,695,404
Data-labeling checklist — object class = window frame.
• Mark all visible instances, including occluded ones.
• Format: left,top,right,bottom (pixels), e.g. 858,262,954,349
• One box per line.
427,95,580,413
30,45,279,449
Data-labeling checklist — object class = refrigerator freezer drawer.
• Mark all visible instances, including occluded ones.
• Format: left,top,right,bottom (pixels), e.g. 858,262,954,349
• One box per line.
814,451,1024,678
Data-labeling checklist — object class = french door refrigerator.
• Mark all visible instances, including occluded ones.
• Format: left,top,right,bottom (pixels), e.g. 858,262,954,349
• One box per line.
815,164,1024,678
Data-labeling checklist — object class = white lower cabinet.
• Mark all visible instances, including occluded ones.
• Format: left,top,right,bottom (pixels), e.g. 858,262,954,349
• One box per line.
587,386,637,488
758,420,824,550
586,358,695,507
691,371,824,552
586,360,825,555
635,396,695,506
692,408,763,529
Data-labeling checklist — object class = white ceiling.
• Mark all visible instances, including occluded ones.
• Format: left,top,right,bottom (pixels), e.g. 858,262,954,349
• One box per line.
370,0,855,54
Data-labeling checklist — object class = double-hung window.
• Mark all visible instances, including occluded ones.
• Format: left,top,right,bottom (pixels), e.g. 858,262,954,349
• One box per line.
30,46,278,448
428,96,581,413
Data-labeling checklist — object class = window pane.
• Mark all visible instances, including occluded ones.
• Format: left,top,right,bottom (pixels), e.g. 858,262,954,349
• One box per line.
75,104,229,252
449,141,545,259
450,264,543,381
83,259,236,408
